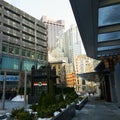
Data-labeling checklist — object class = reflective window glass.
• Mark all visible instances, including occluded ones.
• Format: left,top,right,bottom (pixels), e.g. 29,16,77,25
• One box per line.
98,4,120,26
9,46,14,54
36,53,40,59
22,49,26,56
26,50,30,57
2,56,20,70
2,44,8,52
22,59,34,71
31,52,35,59
98,31,120,42
14,47,19,55
98,45,120,51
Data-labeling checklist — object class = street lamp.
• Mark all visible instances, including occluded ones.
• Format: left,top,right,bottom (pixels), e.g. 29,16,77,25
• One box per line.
24,70,27,108
2,71,6,110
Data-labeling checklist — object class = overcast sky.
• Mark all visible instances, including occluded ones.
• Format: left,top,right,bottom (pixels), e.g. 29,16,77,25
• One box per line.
4,0,76,29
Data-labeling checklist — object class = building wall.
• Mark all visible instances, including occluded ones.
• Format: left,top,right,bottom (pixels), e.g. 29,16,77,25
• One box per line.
70,0,120,102
50,61,66,85
64,25,85,63
66,72,76,88
97,0,120,58
74,55,99,92
41,16,65,52
0,0,48,89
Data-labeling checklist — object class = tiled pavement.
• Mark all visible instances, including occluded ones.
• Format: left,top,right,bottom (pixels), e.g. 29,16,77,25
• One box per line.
72,96,120,120
1,96,120,120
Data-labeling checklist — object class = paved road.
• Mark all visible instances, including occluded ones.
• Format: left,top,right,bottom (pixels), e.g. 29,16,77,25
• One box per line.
72,96,120,120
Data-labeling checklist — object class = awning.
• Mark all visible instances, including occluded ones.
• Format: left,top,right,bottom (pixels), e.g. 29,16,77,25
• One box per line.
77,72,101,82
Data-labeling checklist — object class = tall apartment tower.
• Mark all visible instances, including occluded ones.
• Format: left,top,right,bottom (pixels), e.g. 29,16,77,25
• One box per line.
0,0,48,90
41,16,65,52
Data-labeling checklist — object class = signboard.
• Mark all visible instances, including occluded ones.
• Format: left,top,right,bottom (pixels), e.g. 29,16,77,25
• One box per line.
34,82,47,86
0,75,19,81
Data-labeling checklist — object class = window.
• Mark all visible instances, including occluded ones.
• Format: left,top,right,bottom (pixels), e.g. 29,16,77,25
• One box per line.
36,53,40,59
22,49,26,56
98,31,120,42
31,52,35,59
26,50,30,57
2,44,8,52
98,4,120,27
9,46,14,54
98,45,120,51
14,47,19,55
82,80,86,85
58,65,60,69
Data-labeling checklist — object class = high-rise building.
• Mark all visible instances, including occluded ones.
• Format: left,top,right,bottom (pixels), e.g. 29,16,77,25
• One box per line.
70,0,120,102
74,55,99,92
41,16,65,52
64,25,85,63
0,0,48,90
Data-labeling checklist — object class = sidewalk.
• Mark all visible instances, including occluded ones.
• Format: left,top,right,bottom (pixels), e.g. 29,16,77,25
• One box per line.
72,96,120,120
0,100,25,115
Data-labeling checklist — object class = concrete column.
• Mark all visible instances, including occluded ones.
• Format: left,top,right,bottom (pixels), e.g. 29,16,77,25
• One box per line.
114,63,120,105
109,72,117,102
104,75,111,102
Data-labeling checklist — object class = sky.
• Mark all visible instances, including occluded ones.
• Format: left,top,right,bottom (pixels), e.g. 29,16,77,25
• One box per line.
4,0,76,29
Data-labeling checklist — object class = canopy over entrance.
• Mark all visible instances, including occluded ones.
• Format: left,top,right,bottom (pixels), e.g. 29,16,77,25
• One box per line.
77,72,102,82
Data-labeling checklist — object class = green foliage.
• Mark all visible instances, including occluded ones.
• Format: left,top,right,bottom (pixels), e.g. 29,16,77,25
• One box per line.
11,86,78,119
48,80,55,104
11,108,36,120
18,87,24,95
29,103,38,111
38,91,51,109
18,87,31,95
65,91,78,104
63,87,75,94
57,93,64,102
37,107,53,118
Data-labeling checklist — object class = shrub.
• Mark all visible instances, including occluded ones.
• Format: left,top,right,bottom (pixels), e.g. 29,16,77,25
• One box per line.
11,87,78,119
10,108,36,120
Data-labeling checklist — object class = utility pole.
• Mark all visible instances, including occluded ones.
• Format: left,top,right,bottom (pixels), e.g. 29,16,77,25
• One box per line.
2,71,6,110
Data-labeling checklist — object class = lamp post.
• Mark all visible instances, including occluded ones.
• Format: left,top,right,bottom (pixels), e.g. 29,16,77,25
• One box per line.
24,70,27,108
2,71,6,110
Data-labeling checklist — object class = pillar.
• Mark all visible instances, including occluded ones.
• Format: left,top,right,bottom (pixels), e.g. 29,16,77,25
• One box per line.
114,63,120,105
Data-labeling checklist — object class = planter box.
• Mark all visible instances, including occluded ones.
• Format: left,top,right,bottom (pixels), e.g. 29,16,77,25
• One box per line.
52,103,75,120
75,96,88,110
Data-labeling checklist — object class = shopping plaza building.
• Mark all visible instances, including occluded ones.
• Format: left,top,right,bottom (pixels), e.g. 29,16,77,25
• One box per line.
0,0,48,90
70,0,120,103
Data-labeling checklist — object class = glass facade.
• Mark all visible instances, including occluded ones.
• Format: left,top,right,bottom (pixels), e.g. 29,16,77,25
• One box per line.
1,55,39,71
98,45,120,51
2,55,20,70
0,0,48,91
2,44,46,71
98,3,120,55
98,4,120,27
22,59,35,71
98,31,120,42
